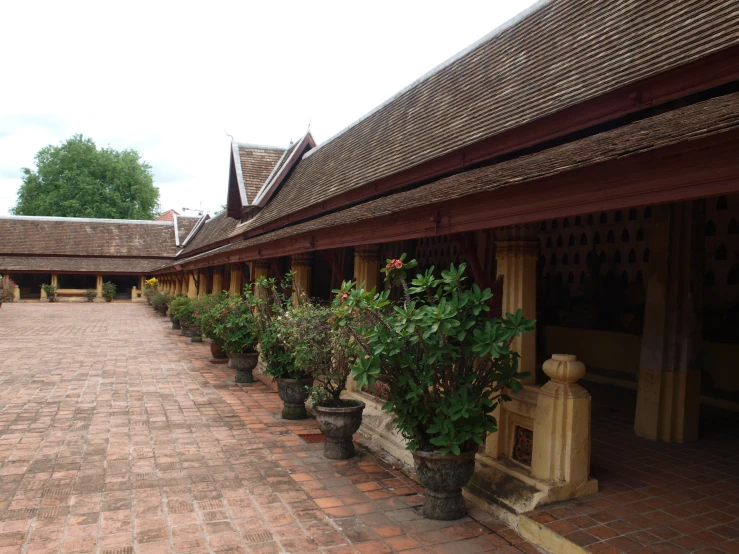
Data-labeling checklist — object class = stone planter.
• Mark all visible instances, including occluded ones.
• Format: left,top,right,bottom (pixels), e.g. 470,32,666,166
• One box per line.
170,315,180,330
190,325,203,343
277,378,313,420
315,400,365,459
210,341,228,362
180,323,192,337
105,297,112,303
228,352,259,383
412,449,477,520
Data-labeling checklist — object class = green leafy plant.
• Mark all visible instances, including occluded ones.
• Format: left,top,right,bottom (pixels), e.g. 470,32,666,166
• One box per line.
335,255,535,455
250,272,308,380
42,283,57,302
151,292,170,308
168,296,193,324
84,289,96,301
101,281,117,299
198,292,259,354
0,276,16,303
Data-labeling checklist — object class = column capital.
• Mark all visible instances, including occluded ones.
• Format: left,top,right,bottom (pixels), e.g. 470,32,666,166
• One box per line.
354,245,381,260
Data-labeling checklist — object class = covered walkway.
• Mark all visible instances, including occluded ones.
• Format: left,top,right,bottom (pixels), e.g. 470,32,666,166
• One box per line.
0,304,536,554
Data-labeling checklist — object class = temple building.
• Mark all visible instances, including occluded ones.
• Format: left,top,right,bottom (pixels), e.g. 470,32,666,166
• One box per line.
2,0,739,549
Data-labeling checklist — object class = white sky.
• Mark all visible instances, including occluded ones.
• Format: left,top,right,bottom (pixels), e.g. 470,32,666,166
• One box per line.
0,0,538,217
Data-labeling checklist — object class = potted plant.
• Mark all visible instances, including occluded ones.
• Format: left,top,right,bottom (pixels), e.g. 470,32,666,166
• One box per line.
167,296,183,329
144,278,158,305
0,276,16,307
169,296,193,336
252,273,313,419
288,301,365,459
209,292,260,382
152,292,170,315
84,289,96,302
189,297,206,342
195,293,228,362
101,281,117,302
42,283,57,302
339,256,534,520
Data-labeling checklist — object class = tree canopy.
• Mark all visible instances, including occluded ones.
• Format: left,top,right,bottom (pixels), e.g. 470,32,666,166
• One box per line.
11,134,160,220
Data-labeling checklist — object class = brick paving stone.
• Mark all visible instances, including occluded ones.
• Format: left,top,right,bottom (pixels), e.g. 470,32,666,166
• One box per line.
0,304,535,553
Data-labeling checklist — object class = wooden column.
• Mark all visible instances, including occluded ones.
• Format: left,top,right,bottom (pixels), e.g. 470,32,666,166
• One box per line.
353,245,381,291
187,272,198,298
198,270,209,298
51,274,58,288
291,253,313,303
254,261,270,299
495,225,539,384
96,275,103,299
212,267,223,295
634,201,704,443
229,264,243,296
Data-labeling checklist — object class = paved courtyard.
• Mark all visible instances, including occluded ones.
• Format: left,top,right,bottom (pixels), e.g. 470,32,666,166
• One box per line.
0,303,537,554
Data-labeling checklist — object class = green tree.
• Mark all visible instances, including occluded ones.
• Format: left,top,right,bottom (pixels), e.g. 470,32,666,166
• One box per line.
11,134,160,219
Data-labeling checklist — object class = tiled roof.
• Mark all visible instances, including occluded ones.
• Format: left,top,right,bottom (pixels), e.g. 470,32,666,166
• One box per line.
163,90,739,269
175,216,201,245
156,209,180,222
236,144,285,204
0,216,184,258
0,256,164,274
178,212,238,256
251,0,739,229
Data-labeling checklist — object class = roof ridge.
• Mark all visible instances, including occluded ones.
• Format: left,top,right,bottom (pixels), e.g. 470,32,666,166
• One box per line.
0,215,173,225
303,0,552,159
236,142,287,151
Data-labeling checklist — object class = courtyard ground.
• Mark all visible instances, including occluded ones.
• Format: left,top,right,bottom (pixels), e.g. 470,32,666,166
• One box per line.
0,303,537,554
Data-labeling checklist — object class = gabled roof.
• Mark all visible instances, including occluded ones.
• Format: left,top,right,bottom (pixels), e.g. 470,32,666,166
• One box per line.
246,0,739,231
0,215,191,258
253,133,316,208
226,141,285,217
177,212,238,257
156,209,180,221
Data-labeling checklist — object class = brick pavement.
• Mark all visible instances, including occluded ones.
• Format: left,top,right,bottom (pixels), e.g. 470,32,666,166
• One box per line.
0,303,539,554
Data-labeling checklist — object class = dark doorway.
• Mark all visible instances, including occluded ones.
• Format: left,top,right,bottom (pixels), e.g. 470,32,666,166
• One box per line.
103,275,139,299
11,273,50,299
57,274,96,290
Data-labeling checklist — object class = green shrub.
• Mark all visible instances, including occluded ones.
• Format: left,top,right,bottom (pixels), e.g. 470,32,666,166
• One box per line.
101,281,117,299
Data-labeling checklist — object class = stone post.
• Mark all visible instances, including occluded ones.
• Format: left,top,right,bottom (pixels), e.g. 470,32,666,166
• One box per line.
131,286,138,301
96,275,103,299
187,272,198,299
291,253,312,303
634,201,703,443
229,264,243,296
13,285,20,301
353,245,381,291
212,267,223,294
40,287,47,301
531,354,592,490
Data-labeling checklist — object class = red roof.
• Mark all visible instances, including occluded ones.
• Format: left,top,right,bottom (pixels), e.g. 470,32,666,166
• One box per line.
156,209,180,222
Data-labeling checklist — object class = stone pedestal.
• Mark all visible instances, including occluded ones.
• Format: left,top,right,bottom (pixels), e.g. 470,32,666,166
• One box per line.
634,201,703,443
532,354,592,489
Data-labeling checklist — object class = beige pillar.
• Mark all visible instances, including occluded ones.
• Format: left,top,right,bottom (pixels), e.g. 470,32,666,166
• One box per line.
495,226,538,385
229,264,243,297
531,355,595,495
13,284,20,301
634,202,703,443
40,287,47,301
254,261,270,299
198,270,209,298
187,272,198,299
51,274,58,288
291,253,312,303
354,245,381,291
176,275,184,296
139,276,145,291
131,286,138,301
212,267,223,295
96,275,103,299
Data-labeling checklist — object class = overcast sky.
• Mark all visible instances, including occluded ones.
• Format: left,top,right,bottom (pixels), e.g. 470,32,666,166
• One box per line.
0,0,538,217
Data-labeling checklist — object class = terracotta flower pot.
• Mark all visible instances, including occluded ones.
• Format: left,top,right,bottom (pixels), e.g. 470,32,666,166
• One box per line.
315,400,365,459
210,341,227,360
227,352,259,383
190,325,202,343
412,449,477,520
276,378,313,420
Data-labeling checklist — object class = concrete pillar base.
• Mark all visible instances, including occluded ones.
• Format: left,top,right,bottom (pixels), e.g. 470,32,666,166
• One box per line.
634,369,700,443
